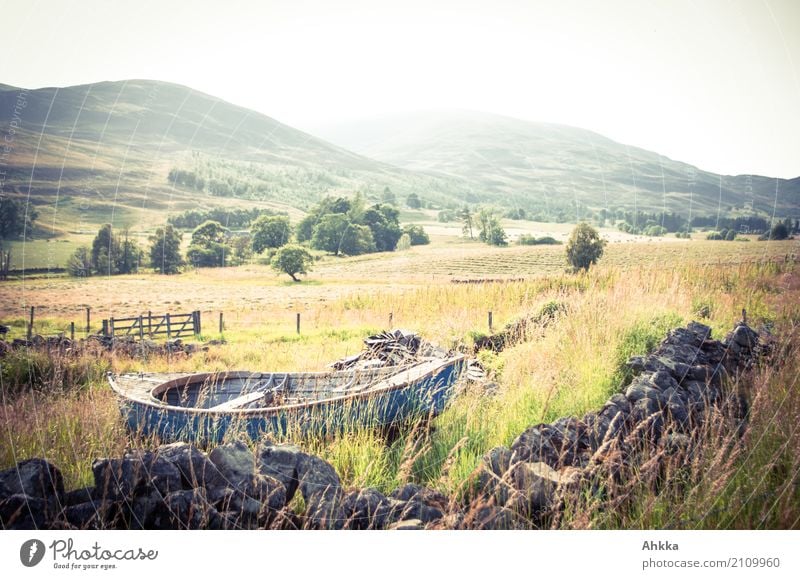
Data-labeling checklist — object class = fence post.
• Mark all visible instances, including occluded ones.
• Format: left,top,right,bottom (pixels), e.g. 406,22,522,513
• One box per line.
70,322,75,341
86,307,91,335
148,311,152,337
166,313,172,340
138,315,144,341
102,319,108,337
110,317,115,339
296,313,301,334
219,312,224,334
194,310,202,336
488,311,493,333
28,306,34,339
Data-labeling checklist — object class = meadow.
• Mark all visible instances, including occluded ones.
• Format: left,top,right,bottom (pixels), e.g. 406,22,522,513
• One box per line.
1,237,798,528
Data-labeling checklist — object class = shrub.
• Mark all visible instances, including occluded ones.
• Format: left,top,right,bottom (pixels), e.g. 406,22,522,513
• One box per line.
518,234,561,246
402,224,430,246
706,231,724,240
66,247,92,277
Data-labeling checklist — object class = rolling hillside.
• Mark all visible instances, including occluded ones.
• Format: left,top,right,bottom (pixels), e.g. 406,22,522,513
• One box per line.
0,81,797,247
0,80,462,237
313,110,800,217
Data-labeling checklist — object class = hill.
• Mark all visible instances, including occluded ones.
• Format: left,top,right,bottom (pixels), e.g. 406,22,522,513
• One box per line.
0,80,462,238
313,110,800,218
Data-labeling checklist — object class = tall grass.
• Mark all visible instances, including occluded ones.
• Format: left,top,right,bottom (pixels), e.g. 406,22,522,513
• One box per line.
1,259,797,524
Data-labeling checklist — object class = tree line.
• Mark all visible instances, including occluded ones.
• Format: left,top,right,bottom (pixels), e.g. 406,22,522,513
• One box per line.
66,195,431,281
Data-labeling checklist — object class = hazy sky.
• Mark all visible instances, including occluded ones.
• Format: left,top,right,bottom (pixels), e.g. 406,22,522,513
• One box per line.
2,0,799,178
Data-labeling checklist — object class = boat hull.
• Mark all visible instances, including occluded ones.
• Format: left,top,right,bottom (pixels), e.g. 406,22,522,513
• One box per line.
112,359,464,443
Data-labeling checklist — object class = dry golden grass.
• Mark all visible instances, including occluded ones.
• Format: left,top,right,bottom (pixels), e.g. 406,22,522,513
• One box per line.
0,239,798,526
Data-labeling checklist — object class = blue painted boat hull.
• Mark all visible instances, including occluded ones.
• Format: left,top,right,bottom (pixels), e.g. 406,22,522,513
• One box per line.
114,359,465,444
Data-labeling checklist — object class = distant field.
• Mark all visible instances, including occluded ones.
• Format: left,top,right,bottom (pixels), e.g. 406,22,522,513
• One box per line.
1,238,795,331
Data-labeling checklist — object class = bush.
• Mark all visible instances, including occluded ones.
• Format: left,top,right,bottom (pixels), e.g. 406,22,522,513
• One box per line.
566,223,606,271
518,234,561,246
66,247,92,277
706,231,724,240
725,229,736,241
396,233,411,251
769,223,789,241
644,225,667,237
402,224,430,246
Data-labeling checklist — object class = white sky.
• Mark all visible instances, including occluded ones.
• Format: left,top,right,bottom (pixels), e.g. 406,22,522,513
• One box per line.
2,0,799,178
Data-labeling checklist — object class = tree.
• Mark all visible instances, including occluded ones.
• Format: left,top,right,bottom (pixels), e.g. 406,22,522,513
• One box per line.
362,204,402,251
381,186,397,205
271,244,313,282
66,247,92,277
476,209,507,246
187,220,229,267
340,223,376,255
402,224,430,246
725,229,737,241
87,224,142,275
91,224,119,274
406,193,422,209
117,230,143,274
311,213,350,255
0,197,37,240
296,196,352,242
770,222,789,240
149,225,184,274
566,222,606,271
251,215,292,253
459,206,474,239
231,234,254,264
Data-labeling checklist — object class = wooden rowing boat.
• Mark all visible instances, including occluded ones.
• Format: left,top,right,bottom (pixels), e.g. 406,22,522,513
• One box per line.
107,355,466,443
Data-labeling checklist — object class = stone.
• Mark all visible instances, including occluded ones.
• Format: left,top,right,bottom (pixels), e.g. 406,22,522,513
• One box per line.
158,442,223,489
462,504,520,530
207,486,262,528
509,461,561,516
631,397,661,421
649,370,680,393
61,486,96,507
389,483,448,510
240,473,287,513
256,444,304,501
730,324,758,349
474,446,513,504
208,440,255,488
152,488,223,530
625,378,664,405
295,454,344,529
510,422,582,468
62,501,104,529
92,453,182,501
342,488,392,529
0,458,64,501
0,494,48,529
387,518,424,530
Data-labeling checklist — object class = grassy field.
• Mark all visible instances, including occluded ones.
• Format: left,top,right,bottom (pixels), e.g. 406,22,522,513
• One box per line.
1,238,799,527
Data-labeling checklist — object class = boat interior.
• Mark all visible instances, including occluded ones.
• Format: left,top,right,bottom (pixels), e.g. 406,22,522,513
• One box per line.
112,357,458,411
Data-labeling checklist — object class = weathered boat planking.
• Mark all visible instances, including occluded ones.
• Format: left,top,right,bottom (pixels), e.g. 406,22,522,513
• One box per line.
107,355,467,443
